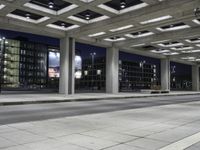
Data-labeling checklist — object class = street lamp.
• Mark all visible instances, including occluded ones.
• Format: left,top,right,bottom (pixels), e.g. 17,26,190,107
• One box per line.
140,60,146,88
171,65,176,88
90,52,96,90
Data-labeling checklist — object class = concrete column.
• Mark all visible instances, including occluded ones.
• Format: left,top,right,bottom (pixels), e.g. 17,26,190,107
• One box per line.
106,47,119,93
59,36,75,95
192,65,199,91
161,58,170,91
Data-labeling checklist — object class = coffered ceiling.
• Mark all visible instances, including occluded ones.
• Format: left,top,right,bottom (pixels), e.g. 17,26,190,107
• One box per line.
0,0,200,64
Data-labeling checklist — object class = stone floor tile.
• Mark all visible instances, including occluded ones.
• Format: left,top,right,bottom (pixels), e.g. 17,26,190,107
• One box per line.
126,138,169,150
57,134,118,150
81,130,138,143
0,130,46,145
104,144,143,150
0,137,17,149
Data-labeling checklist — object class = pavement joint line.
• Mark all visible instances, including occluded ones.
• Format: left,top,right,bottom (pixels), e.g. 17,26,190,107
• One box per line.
0,93,200,106
159,131,200,150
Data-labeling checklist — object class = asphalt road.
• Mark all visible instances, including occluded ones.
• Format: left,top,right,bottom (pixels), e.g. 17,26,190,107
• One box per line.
0,95,200,125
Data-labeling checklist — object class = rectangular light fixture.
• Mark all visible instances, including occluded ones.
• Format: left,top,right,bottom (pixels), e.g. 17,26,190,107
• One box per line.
171,46,193,51
68,15,109,24
191,50,200,53
156,25,190,32
104,37,126,42
181,57,195,60
125,32,154,39
79,0,94,2
163,52,179,55
193,19,200,25
47,24,79,31
185,39,200,43
151,49,170,53
158,43,184,47
140,15,172,25
131,43,146,47
0,4,5,10
181,51,192,53
88,32,106,37
110,25,134,32
196,44,200,47
181,50,200,53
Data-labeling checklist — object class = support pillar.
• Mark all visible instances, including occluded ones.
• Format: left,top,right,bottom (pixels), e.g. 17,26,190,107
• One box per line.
59,36,75,95
161,58,170,91
192,65,199,91
106,47,119,94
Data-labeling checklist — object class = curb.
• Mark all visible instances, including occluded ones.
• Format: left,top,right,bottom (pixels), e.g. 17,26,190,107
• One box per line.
0,93,200,106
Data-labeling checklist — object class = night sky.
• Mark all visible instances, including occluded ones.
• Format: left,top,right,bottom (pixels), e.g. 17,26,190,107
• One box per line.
0,29,59,46
76,42,106,59
170,61,192,76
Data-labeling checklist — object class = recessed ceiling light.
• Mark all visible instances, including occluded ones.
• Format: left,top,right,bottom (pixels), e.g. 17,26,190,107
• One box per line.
0,4,5,10
181,50,200,53
181,57,195,60
61,23,65,28
110,25,134,32
140,15,172,25
191,50,200,53
158,42,184,47
171,46,193,51
156,24,190,32
125,32,154,39
26,13,30,19
120,0,126,9
185,38,200,43
196,44,200,47
104,37,126,42
79,0,94,3
131,43,146,47
193,19,200,25
47,24,80,31
88,32,106,37
48,1,54,9
85,13,90,20
163,52,179,55
151,49,170,53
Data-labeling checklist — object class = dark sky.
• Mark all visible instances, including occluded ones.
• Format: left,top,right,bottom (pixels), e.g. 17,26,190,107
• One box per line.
0,29,59,46
170,61,192,76
119,51,160,65
76,42,106,59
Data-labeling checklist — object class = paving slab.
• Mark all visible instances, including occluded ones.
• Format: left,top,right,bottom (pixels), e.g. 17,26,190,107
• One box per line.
0,91,200,106
0,96,200,150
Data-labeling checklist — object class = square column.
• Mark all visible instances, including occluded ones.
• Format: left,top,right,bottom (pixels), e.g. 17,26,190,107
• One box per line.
106,47,119,94
161,58,170,91
59,36,75,95
192,65,199,91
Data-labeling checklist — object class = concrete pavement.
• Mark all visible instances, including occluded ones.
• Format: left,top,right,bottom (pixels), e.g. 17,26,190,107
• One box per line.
0,91,200,105
0,95,200,125
0,95,200,149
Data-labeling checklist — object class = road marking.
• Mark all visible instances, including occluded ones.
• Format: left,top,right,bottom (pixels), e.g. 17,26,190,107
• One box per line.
159,132,200,150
